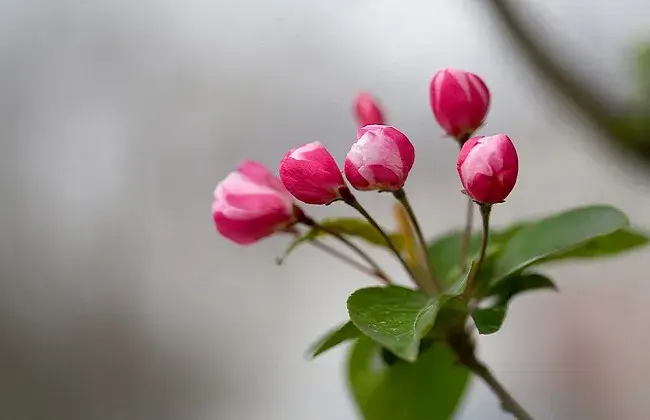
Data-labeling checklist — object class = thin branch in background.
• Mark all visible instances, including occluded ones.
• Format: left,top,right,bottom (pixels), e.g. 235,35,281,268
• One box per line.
483,0,650,163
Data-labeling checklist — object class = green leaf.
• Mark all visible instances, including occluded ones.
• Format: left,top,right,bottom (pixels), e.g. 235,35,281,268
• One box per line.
472,273,557,335
444,261,473,297
306,321,360,359
277,218,404,264
547,228,649,261
488,273,558,301
347,286,439,363
427,230,480,291
472,305,507,335
427,224,525,291
347,270,471,362
493,205,629,283
348,335,470,420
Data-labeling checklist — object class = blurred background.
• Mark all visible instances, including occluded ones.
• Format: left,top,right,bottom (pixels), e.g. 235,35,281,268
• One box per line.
1,0,650,419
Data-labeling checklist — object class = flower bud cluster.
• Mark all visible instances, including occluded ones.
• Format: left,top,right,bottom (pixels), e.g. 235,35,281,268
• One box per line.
212,69,518,245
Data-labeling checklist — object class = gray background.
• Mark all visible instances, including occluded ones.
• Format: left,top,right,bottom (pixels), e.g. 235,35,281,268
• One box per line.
1,0,649,419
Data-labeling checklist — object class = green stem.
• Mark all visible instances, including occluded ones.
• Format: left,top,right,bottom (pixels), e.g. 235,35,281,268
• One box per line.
392,188,440,293
293,211,391,285
309,239,390,284
470,361,535,420
449,329,535,420
338,187,428,289
459,197,474,271
348,200,414,279
464,204,491,298
456,133,473,272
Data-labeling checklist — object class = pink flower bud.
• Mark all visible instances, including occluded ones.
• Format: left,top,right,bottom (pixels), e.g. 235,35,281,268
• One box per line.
353,92,385,127
344,124,415,191
279,142,346,205
457,134,518,204
429,68,490,139
212,160,296,245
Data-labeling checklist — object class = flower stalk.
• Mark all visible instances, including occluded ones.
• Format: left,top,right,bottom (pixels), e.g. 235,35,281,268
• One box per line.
293,208,391,284
459,197,475,270
339,187,438,295
393,188,440,293
285,227,389,284
463,203,491,299
456,131,474,271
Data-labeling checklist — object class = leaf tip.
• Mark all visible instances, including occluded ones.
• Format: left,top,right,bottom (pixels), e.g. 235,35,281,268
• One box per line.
402,348,419,363
302,348,317,361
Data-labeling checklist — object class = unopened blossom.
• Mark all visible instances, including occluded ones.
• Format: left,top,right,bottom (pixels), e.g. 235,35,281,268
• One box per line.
213,160,296,245
430,68,490,139
279,142,346,205
345,124,415,191
457,134,518,204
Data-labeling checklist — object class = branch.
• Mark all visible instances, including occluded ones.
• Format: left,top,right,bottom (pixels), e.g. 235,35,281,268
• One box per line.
449,328,535,419
483,0,650,163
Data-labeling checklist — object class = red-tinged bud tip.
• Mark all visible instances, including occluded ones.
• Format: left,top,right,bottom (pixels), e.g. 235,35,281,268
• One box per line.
353,92,385,127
